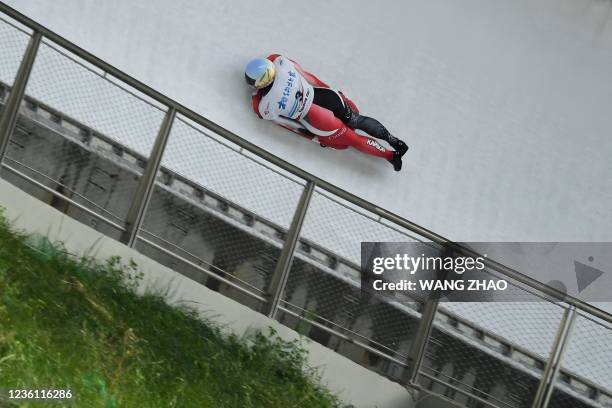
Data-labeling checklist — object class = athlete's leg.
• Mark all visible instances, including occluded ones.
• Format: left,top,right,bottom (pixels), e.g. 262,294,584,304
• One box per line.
338,91,359,114
299,103,345,138
347,114,408,156
312,88,353,122
312,89,407,156
300,103,402,170
312,88,390,140
330,126,403,170
336,127,394,160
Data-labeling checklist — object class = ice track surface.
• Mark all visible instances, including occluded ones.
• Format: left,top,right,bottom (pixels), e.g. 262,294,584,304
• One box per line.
8,0,612,243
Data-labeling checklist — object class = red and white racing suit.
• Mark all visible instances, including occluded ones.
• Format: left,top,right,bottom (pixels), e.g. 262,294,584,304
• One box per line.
251,54,394,161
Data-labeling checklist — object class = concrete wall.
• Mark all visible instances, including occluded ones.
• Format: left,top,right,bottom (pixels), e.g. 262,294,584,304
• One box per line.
415,391,465,408
0,177,416,408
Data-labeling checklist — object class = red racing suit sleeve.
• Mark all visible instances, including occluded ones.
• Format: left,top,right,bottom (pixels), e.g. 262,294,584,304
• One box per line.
266,53,281,62
251,91,263,118
290,60,331,88
267,53,330,88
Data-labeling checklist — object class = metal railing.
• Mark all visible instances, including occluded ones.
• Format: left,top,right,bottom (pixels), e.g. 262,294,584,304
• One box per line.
0,3,611,407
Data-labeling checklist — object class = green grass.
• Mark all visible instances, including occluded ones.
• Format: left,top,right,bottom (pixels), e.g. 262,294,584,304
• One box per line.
0,211,349,408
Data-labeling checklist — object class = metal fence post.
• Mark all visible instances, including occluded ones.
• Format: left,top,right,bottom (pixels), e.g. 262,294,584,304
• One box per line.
532,306,577,408
404,296,440,385
403,245,455,385
120,107,176,247
264,180,315,319
0,30,41,165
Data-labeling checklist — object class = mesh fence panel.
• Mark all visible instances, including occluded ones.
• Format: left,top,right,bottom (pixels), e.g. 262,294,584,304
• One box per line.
419,287,566,408
548,314,612,408
298,188,427,263
278,188,428,379
159,117,302,227
3,40,165,228
137,115,305,310
22,41,165,155
0,16,30,87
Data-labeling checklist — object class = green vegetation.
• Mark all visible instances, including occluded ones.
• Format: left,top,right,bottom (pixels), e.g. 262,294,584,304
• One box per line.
0,212,348,407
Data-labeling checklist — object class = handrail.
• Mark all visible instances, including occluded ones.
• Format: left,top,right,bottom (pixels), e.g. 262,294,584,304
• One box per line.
0,1,610,327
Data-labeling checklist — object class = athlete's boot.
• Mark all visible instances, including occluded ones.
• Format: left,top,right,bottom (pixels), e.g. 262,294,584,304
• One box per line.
387,135,409,157
389,150,403,172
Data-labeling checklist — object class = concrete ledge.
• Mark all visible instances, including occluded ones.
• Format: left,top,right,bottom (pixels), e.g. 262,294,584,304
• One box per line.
415,391,465,408
0,177,416,408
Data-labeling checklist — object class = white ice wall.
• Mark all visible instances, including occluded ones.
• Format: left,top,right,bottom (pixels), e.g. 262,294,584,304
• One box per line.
5,0,612,242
